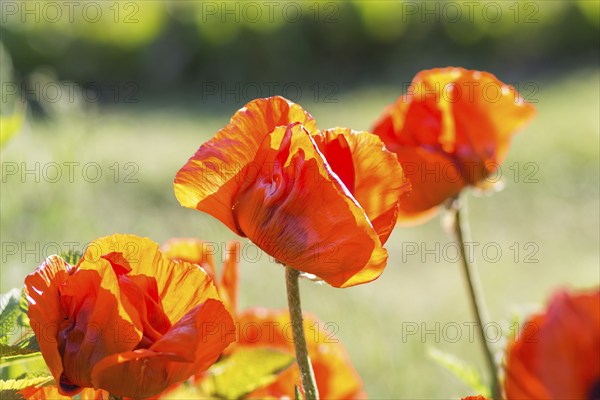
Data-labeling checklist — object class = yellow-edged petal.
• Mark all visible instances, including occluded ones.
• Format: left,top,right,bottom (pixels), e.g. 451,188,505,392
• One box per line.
174,97,317,234
316,128,409,244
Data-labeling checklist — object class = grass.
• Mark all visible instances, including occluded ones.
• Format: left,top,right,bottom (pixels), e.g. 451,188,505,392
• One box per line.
1,67,598,398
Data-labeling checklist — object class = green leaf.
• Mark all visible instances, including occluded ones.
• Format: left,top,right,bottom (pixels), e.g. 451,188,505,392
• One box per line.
427,347,490,398
0,352,49,381
1,289,28,345
0,374,54,400
0,375,54,390
0,107,25,148
0,289,38,357
208,348,295,399
1,288,45,380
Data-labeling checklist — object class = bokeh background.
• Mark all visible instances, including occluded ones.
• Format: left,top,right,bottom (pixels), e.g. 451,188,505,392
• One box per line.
1,1,599,398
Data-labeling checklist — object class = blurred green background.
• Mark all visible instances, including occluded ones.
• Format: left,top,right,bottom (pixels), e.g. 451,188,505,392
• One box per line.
1,1,599,398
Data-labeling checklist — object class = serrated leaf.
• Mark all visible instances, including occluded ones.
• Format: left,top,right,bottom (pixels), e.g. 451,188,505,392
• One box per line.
1,289,26,346
14,336,39,354
427,347,490,398
0,289,37,356
0,375,54,390
0,352,49,381
208,348,295,399
0,375,54,400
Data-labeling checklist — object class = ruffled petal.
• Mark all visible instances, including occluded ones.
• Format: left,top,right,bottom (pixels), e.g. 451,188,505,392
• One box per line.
315,128,409,244
372,93,444,152
417,68,536,175
24,256,74,389
91,299,235,398
393,146,466,223
57,265,141,393
232,123,387,288
174,96,316,234
82,234,220,323
117,274,172,344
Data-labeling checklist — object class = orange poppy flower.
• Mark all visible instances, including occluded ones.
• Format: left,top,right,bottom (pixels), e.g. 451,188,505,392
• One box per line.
372,67,536,223
504,288,600,399
461,396,490,400
24,234,235,398
162,237,365,398
174,96,408,288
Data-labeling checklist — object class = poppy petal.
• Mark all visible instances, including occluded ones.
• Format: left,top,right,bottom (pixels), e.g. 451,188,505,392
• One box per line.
373,93,444,152
82,234,220,323
174,96,316,234
57,264,142,392
232,123,387,288
117,274,172,343
316,128,409,244
91,299,235,398
393,146,465,221
219,241,240,315
24,256,74,387
418,68,536,173
161,237,218,279
504,289,600,399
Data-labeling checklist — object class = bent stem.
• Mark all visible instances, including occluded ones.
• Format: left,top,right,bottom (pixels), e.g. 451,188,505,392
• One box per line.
285,266,319,400
447,196,501,399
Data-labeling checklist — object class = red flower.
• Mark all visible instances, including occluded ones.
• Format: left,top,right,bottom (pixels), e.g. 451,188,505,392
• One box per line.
175,96,407,287
372,67,535,223
24,234,235,398
504,288,600,399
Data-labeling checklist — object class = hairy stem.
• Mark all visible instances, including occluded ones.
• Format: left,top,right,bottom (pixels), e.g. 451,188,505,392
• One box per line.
449,196,501,399
285,266,319,400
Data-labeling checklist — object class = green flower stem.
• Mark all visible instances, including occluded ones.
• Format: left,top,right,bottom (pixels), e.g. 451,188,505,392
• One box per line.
285,266,319,400
449,196,501,399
